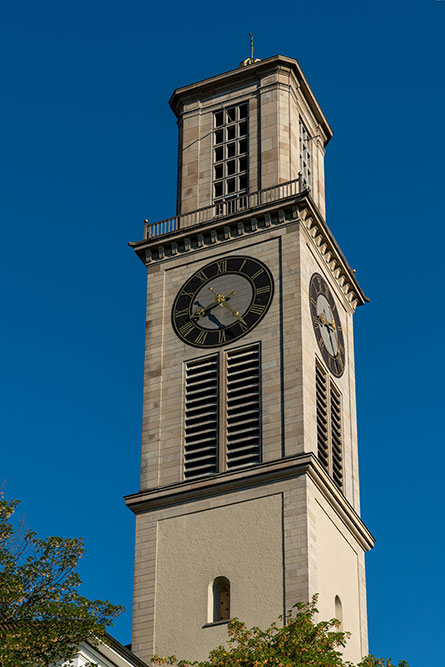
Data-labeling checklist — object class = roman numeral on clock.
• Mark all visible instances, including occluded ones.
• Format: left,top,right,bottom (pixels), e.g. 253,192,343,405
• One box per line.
331,358,339,374
216,260,227,274
178,321,194,338
218,329,226,344
195,330,208,345
249,303,266,315
251,268,264,280
196,270,208,284
256,285,270,294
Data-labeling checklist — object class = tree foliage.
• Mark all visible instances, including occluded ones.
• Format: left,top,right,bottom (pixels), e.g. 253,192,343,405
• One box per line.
0,496,123,667
152,596,408,667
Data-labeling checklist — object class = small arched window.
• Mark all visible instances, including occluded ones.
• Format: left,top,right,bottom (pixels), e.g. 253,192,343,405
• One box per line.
212,576,230,622
335,595,343,630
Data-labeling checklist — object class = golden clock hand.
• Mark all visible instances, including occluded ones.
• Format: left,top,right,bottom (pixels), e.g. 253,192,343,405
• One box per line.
208,286,226,305
191,306,205,319
208,287,237,304
191,298,219,319
208,285,245,322
221,290,237,305
208,286,220,300
221,300,237,315
221,300,247,326
318,312,335,331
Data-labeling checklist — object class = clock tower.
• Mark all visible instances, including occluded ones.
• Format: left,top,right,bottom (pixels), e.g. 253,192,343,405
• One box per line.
125,54,374,664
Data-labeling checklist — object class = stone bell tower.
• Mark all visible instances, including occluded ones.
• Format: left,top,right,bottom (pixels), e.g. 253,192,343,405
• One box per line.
125,54,374,665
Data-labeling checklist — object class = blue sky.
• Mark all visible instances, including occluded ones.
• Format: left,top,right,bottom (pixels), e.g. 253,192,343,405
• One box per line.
1,1,444,664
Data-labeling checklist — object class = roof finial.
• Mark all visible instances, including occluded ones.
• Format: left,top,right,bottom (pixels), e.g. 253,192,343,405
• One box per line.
240,33,261,67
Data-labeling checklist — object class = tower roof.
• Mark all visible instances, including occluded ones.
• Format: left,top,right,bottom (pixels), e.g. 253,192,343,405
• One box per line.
169,55,333,146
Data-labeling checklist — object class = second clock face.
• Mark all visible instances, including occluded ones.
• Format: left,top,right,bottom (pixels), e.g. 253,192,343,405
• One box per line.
172,256,274,348
310,273,346,377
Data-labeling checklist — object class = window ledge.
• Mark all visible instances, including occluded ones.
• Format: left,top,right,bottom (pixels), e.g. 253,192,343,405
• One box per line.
202,619,230,628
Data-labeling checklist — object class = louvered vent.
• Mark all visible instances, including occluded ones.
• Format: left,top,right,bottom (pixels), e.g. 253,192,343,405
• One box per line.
330,383,343,490
316,363,329,473
184,355,219,479
226,344,261,470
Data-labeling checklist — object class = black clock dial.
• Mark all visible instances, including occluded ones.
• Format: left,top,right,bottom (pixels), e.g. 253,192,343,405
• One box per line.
172,256,274,348
309,273,345,377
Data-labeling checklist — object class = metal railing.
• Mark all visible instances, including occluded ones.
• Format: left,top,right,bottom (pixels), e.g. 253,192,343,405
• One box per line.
145,175,306,239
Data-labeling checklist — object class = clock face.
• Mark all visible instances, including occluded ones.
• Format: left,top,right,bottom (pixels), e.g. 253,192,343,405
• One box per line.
172,256,274,348
309,273,345,377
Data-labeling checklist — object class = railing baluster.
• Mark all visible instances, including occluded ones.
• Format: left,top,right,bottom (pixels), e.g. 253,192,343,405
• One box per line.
145,178,305,238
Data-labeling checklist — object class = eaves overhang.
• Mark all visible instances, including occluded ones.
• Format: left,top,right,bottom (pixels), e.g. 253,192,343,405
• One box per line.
124,453,375,553
129,192,368,310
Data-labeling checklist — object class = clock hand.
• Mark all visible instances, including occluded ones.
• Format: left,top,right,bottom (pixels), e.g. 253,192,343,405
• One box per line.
327,326,337,356
318,312,335,332
318,313,328,327
191,289,237,320
191,298,219,319
220,299,247,326
206,286,244,322
208,286,237,304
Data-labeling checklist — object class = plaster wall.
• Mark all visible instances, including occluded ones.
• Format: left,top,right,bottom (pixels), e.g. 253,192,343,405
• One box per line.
154,494,284,660
307,481,368,663
131,474,313,662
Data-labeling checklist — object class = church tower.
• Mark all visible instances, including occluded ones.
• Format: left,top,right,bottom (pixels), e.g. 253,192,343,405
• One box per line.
125,54,374,665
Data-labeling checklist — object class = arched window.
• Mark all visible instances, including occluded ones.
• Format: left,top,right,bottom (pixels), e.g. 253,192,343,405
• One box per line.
335,595,343,630
212,576,230,622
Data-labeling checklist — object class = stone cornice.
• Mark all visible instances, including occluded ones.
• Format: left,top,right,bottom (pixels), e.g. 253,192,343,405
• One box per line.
124,452,375,552
298,195,369,310
129,194,367,311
